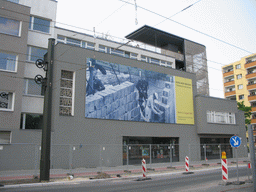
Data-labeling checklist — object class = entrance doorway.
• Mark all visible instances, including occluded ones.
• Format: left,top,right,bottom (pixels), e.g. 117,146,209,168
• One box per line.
123,136,179,165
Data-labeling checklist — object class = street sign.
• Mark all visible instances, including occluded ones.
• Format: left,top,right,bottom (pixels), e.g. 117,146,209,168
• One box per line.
230,136,241,148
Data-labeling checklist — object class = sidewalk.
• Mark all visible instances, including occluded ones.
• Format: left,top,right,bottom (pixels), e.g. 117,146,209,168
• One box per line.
0,157,254,191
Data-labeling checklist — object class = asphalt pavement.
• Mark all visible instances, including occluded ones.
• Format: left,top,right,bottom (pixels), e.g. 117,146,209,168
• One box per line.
0,157,255,191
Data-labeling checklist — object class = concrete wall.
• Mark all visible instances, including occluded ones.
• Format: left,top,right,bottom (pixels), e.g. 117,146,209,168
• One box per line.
195,95,247,157
0,0,30,131
51,43,200,168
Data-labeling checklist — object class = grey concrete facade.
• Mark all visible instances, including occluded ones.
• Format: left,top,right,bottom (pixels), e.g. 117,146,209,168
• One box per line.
43,43,245,168
0,0,30,140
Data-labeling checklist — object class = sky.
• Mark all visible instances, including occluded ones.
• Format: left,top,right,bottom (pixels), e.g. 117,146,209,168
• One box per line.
55,0,256,98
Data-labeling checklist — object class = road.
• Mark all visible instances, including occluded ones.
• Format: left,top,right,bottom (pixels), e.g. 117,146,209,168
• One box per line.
1,166,253,192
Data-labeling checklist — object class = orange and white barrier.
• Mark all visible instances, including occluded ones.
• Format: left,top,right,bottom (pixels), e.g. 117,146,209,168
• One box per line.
185,156,189,172
222,159,228,181
142,158,147,178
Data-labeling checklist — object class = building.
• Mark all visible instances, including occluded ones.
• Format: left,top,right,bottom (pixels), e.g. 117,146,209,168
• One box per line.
0,0,247,171
222,53,256,143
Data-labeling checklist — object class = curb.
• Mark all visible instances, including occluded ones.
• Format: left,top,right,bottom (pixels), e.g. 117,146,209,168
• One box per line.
0,163,249,188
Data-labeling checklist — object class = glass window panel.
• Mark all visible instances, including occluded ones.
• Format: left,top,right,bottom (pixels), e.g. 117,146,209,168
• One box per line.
25,79,42,95
111,49,124,56
0,91,14,110
99,45,106,52
151,58,160,64
60,70,74,116
20,114,43,129
124,51,130,58
0,131,11,144
28,46,47,62
0,16,20,36
0,52,16,71
86,42,95,50
67,37,80,46
81,41,86,48
33,17,50,33
60,88,72,97
61,70,73,79
57,35,65,40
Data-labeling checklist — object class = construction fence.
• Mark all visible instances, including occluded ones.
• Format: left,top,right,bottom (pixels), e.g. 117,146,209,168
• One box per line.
0,143,249,172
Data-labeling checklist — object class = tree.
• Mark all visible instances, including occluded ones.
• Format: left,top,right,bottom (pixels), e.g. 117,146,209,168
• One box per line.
237,101,252,127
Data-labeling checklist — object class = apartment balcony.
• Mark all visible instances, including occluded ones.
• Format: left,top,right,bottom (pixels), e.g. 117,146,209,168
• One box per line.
245,61,256,69
223,70,234,78
251,118,256,124
246,72,256,80
248,95,256,102
247,83,256,91
225,91,236,97
251,107,256,112
224,80,235,87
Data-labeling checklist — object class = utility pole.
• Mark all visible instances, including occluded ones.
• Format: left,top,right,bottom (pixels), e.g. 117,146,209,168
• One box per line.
38,38,55,181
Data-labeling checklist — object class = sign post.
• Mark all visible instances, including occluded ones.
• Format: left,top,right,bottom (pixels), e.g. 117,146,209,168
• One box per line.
230,135,243,185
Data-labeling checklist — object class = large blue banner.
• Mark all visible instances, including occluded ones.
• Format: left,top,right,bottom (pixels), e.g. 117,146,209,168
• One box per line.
85,58,176,123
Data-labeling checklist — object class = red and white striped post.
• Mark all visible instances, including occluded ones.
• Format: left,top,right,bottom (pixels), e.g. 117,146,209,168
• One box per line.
142,158,147,178
221,152,228,181
185,156,189,172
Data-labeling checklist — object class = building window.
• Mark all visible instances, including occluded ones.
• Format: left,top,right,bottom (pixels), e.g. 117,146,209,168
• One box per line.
20,113,43,129
59,70,74,116
86,42,95,50
111,48,124,56
23,79,43,96
29,16,50,33
27,46,47,62
239,95,244,100
0,91,14,111
238,84,243,90
130,53,138,60
141,55,147,62
207,111,236,124
150,58,160,65
99,45,106,53
0,131,11,144
235,64,241,69
237,74,242,79
246,56,256,64
0,52,17,72
66,37,81,47
225,87,235,92
57,35,65,41
0,16,20,36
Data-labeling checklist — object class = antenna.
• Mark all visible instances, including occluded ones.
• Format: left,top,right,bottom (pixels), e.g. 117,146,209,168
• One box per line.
134,0,138,25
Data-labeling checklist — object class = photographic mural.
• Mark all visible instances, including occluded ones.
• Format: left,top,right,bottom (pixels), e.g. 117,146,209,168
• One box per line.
85,58,194,124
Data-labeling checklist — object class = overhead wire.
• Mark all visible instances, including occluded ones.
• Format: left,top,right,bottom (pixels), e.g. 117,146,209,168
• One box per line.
118,0,254,55
2,5,254,64
96,2,127,27
154,0,202,27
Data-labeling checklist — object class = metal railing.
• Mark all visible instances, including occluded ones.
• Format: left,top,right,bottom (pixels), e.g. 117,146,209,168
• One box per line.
0,143,249,173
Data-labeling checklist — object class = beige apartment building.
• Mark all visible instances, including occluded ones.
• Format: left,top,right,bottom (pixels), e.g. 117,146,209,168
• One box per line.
222,53,256,142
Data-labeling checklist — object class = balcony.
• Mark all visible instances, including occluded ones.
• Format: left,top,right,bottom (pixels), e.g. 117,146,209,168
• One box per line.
245,61,256,69
225,91,236,97
224,80,235,87
251,107,256,112
247,83,256,91
248,95,256,102
251,118,256,124
223,70,234,78
246,72,256,80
